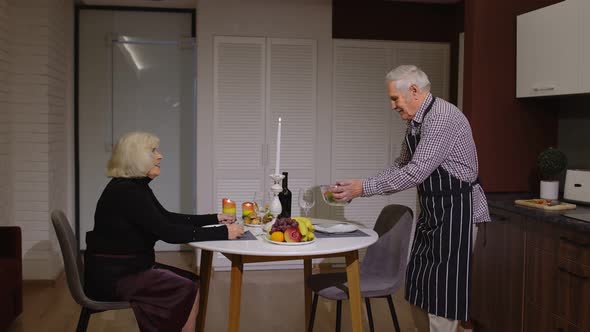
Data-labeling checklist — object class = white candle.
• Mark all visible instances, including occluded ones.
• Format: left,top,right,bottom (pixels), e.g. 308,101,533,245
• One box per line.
275,117,281,175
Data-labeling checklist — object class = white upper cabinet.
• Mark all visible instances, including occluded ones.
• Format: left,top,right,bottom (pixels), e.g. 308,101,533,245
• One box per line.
516,0,580,97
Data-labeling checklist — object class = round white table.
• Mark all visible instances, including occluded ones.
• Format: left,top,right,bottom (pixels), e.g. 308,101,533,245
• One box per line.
190,218,378,332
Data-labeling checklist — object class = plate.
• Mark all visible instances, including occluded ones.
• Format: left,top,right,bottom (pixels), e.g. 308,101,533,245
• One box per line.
314,224,358,233
244,222,264,228
263,235,316,246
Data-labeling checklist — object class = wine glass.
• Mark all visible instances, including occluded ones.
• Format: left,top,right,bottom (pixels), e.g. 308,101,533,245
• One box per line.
298,187,315,217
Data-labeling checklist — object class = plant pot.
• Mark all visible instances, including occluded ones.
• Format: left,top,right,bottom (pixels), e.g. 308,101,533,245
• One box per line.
540,180,559,200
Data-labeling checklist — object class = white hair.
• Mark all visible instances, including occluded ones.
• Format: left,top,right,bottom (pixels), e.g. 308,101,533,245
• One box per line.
385,65,431,92
106,131,160,178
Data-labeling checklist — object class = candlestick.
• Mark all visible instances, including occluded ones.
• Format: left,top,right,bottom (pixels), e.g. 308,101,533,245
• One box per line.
269,173,284,221
274,117,281,175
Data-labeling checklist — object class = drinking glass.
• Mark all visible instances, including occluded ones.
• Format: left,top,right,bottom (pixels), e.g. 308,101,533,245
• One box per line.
298,187,315,217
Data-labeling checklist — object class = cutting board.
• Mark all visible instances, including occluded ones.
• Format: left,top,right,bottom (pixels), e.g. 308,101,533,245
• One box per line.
514,199,576,211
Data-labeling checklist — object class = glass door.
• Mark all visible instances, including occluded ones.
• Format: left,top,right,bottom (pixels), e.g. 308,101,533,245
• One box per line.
112,36,196,251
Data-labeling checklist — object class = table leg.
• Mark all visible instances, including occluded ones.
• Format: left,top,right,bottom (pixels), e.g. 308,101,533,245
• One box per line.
196,250,213,332
345,250,363,332
303,258,313,330
228,254,243,332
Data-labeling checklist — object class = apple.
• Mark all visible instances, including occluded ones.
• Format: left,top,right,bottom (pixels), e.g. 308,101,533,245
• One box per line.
284,226,302,242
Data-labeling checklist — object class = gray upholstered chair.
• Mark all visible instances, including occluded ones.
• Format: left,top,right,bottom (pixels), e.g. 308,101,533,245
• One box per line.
51,210,131,332
307,204,413,332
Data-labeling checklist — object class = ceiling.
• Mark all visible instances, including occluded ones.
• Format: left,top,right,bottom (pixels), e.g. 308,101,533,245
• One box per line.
79,0,462,8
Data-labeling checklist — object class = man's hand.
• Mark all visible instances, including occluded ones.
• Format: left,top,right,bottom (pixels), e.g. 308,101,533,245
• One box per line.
218,213,236,224
226,224,244,240
332,179,363,202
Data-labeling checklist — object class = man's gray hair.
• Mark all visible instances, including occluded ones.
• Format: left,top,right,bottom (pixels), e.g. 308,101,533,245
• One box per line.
385,65,431,92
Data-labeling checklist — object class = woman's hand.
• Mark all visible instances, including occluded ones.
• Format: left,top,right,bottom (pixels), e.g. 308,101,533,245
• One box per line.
218,213,236,224
226,224,244,240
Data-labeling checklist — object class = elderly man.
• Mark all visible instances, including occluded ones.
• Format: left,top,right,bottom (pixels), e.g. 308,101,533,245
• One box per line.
332,65,490,331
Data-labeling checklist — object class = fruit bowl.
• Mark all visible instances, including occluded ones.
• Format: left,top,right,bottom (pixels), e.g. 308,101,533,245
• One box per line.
320,184,350,207
265,217,316,245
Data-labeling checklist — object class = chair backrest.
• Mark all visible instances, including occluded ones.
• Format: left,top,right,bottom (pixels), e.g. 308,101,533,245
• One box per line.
51,210,89,306
361,204,413,282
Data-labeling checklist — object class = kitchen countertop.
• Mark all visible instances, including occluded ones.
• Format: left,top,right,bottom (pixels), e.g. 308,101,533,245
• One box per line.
487,193,590,232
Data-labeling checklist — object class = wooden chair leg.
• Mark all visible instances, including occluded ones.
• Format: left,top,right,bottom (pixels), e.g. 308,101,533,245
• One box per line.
335,300,342,332
365,298,375,332
308,293,319,332
386,295,401,332
76,307,91,332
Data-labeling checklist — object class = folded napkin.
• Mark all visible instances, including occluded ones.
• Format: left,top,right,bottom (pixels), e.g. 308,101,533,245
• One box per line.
237,231,257,241
313,229,370,238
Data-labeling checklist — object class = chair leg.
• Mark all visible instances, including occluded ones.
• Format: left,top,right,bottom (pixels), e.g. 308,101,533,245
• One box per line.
76,307,92,332
386,295,401,332
335,300,342,332
308,293,319,332
365,298,375,332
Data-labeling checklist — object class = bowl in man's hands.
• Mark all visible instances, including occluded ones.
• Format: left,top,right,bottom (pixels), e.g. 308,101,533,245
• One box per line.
320,184,350,207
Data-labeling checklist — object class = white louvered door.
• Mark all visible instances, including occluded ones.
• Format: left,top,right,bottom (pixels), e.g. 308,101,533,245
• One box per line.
332,41,393,228
332,40,450,229
267,38,317,217
212,36,317,269
213,37,266,216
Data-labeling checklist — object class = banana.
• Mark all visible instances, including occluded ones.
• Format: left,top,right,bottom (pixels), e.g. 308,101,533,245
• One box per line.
297,220,308,237
293,217,315,241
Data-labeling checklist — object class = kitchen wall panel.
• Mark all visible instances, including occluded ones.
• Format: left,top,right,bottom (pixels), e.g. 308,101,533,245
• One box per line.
464,0,561,193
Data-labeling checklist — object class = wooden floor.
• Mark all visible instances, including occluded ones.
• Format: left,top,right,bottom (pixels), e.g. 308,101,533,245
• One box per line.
8,252,428,332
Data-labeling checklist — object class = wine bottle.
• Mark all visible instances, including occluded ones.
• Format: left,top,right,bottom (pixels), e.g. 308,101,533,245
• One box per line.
278,172,292,218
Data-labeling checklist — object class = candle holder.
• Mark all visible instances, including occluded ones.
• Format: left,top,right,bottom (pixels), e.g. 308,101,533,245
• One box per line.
269,173,285,221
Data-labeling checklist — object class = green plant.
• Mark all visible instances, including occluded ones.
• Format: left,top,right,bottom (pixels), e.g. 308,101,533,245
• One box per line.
537,147,567,181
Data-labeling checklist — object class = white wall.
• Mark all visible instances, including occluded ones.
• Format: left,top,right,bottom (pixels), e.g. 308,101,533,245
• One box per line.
2,0,74,280
195,0,333,214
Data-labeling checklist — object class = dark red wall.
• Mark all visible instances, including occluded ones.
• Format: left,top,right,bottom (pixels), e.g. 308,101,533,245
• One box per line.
333,0,463,104
464,0,561,192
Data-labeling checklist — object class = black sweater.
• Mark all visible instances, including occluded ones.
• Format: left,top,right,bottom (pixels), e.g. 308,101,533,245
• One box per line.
86,177,228,255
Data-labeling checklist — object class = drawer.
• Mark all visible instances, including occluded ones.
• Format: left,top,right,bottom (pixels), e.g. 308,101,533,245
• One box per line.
526,220,590,267
525,304,580,332
555,258,590,330
525,247,590,330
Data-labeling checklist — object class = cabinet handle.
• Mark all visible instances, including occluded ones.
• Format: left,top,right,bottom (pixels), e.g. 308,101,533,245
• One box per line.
559,236,590,248
558,266,589,280
533,86,556,91
490,213,508,222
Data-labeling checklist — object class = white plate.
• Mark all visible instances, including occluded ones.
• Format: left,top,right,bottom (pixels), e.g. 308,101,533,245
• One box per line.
314,224,358,233
263,235,316,246
244,223,264,228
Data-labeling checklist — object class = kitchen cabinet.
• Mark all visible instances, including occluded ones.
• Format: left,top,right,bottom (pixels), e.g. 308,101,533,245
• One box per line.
471,208,526,332
516,0,579,97
471,205,590,331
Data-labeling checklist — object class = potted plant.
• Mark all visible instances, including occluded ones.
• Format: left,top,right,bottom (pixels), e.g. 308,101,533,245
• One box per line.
537,147,567,200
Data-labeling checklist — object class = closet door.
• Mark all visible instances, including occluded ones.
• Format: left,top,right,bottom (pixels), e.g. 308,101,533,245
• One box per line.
389,42,450,224
213,37,266,215
332,40,450,229
332,40,393,228
212,36,317,269
267,38,317,217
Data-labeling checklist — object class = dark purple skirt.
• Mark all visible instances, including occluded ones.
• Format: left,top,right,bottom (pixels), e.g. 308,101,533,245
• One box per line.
115,262,199,332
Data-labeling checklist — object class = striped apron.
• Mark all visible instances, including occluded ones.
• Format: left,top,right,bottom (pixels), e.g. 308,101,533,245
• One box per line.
403,97,474,321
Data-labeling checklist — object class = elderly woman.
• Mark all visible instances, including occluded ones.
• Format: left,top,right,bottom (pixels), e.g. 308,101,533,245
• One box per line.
84,131,244,332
